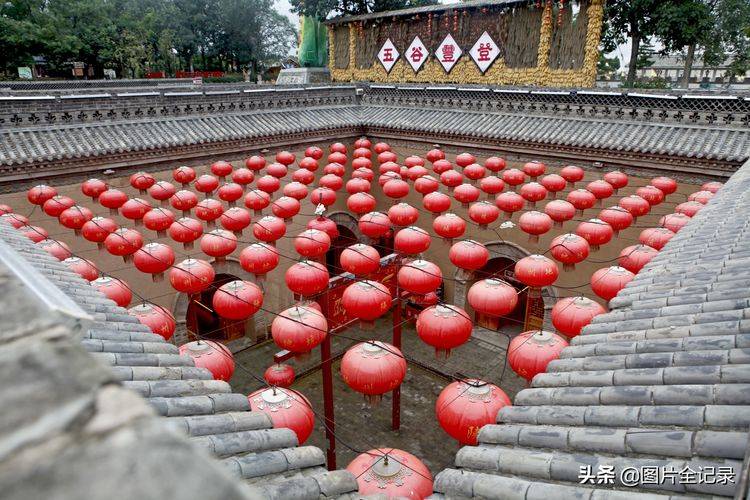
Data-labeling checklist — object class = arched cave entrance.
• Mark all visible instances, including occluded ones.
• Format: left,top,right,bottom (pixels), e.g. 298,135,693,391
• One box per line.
185,273,250,343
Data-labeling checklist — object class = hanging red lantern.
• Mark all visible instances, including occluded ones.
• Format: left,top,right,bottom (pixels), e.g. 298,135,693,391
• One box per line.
170,189,198,216
388,203,419,227
59,205,94,235
406,165,429,181
231,167,254,187
240,242,280,281
180,340,235,381
293,168,315,185
43,195,75,218
81,178,108,200
463,163,486,183
383,178,410,200
244,189,271,215
432,159,453,174
379,161,400,176
213,280,263,319
522,161,545,178
143,207,175,237
39,239,72,261
148,181,176,206
455,153,476,168
342,280,392,326
346,449,433,499
272,305,327,353
502,168,526,190
210,160,233,178
404,155,425,168
565,189,596,216
598,206,633,236
701,181,722,194
217,183,244,205
310,187,337,207
353,147,372,159
194,174,219,196
346,178,371,195
436,379,511,445
352,157,372,170
433,213,466,243
169,258,215,294
591,266,634,301
294,229,331,258
304,146,323,160
484,156,506,174
586,180,614,206
688,190,714,204
99,189,128,215
468,201,500,229
329,142,347,154
509,330,568,381
423,192,451,216
480,176,505,198
374,142,391,154
271,196,300,222
619,244,658,273
576,218,614,251
359,211,392,239
603,171,628,193
264,364,295,387
133,242,175,281
320,173,344,192
267,162,288,179
636,185,665,206
560,165,585,185
284,181,310,200
129,303,176,340
618,194,651,220
394,226,431,255
245,155,266,171
253,215,286,244
257,174,281,194
200,229,237,260
514,255,559,291
440,169,464,188
660,213,691,233
675,201,703,217
543,199,576,227
307,216,339,240
220,207,251,235
27,184,58,205
82,217,118,249
417,304,473,358
551,296,606,338
195,198,224,226
275,150,296,166
397,259,442,295
327,155,347,170
426,148,445,163
285,261,329,296
449,240,489,272
468,278,518,317
168,217,203,250
540,174,566,198
639,227,674,250
519,210,553,243
378,171,401,188
104,228,143,262
549,233,590,271
63,257,99,282
173,166,196,186
20,225,48,243
91,276,132,307
495,191,525,218
120,198,152,226
248,387,315,444
340,243,380,275
453,183,481,207
650,176,677,195
341,341,406,404
130,171,155,193
2,212,27,229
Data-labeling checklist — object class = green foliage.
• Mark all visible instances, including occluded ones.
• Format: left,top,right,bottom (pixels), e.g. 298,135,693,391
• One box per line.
0,0,297,78
701,0,750,77
636,41,656,69
623,77,670,89
290,0,438,20
597,54,620,76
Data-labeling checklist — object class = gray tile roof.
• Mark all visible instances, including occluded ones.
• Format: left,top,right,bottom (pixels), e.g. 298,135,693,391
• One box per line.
0,221,359,500
432,159,750,498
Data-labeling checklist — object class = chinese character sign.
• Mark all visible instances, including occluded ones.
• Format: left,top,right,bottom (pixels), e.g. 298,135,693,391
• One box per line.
436,34,462,73
469,31,500,74
405,36,428,72
377,38,400,73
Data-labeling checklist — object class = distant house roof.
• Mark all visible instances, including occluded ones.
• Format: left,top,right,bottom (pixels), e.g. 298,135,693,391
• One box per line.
647,54,736,70
323,0,530,24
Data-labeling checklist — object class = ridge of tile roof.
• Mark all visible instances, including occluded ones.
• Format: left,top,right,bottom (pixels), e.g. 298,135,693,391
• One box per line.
430,159,750,498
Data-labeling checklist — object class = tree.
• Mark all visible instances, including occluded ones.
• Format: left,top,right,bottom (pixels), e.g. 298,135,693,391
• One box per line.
702,0,750,79
290,0,437,20
597,54,621,78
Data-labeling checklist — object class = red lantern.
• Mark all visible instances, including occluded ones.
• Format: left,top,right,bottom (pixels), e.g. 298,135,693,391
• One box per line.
519,210,553,243
468,278,518,317
688,190,714,204
436,380,511,445
455,153,476,167
453,183,481,207
148,181,176,206
468,201,500,229
99,189,128,215
341,341,406,404
404,155,424,168
284,181,310,200
598,206,633,235
495,191,525,218
449,240,489,272
398,259,442,295
576,218,614,251
143,207,175,237
426,148,445,163
550,233,590,270
650,176,677,195
560,165,584,185
210,161,233,178
133,242,175,281
346,178,371,195
618,194,651,220
248,387,315,444
63,257,99,282
91,276,132,307
257,175,281,194
195,198,224,226
544,199,576,227
2,213,27,229
307,216,339,240
639,227,674,250
514,255,559,290
169,258,215,294
417,304,473,358
660,213,691,233
540,174,566,198
359,211,391,239
217,183,244,205
463,163,486,182
168,217,203,250
433,213,466,242
636,185,665,206
347,192,376,215
305,146,323,160
551,296,606,338
285,261,329,296
82,217,118,249
374,142,391,154
173,166,196,186
220,207,251,235
586,180,614,206
129,303,176,340
170,189,198,216
81,178,108,200
294,229,331,258
701,181,722,194
264,364,295,387
310,187,337,207
27,184,58,205
353,147,372,159
508,330,568,381
423,192,451,216
240,243,280,280
330,142,347,154
406,165,429,181
195,174,219,196
346,449,432,499
480,176,505,198
253,215,286,244
244,189,271,215
394,226,431,255
245,155,266,171
20,225,48,243
383,178,410,199
675,201,703,217
276,151,296,166
39,239,72,261
379,161,400,176
213,280,263,319
271,305,327,353
130,171,155,193
619,244,658,273
340,243,380,275
43,195,75,217
271,196,300,222
591,266,634,301
231,167,255,187
104,228,143,262
388,203,419,227
320,173,344,191
120,198,152,226
523,161,545,178
432,159,453,174
342,280,392,325
483,156,504,173
267,162,288,179
352,167,374,182
59,205,94,235
180,341,235,381
200,229,237,260
502,168,526,190
603,171,628,193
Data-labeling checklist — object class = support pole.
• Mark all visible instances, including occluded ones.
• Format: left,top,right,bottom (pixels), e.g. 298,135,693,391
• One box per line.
320,333,336,470
391,291,403,431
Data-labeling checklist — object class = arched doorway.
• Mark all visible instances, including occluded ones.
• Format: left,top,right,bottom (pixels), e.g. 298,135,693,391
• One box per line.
185,273,250,342
326,224,357,274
